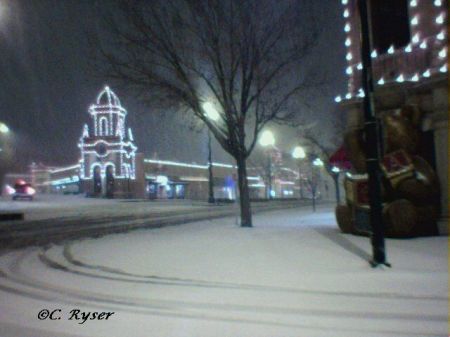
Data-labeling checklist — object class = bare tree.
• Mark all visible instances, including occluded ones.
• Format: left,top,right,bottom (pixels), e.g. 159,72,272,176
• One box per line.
95,0,322,226
296,113,346,204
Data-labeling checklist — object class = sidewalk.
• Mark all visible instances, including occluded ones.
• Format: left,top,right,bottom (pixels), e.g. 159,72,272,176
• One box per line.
0,206,447,337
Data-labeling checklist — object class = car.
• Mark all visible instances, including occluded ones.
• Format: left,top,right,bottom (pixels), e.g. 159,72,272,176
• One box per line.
10,180,35,201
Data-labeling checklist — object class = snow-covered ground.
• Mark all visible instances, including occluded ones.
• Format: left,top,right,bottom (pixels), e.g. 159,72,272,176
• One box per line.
0,206,447,337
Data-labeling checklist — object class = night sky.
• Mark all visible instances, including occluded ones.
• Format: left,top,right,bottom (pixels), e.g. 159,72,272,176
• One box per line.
0,0,346,172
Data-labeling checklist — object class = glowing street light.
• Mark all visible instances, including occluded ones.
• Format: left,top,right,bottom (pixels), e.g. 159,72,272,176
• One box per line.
259,130,275,147
313,158,324,167
202,102,220,121
292,146,306,159
0,122,9,134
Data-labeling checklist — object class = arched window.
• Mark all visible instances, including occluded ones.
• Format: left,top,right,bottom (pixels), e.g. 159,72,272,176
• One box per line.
99,116,109,136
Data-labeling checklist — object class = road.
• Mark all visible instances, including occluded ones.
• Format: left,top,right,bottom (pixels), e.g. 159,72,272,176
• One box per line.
0,205,447,337
0,194,317,248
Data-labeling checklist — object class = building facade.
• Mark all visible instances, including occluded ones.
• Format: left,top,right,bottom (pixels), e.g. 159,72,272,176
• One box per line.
335,0,448,234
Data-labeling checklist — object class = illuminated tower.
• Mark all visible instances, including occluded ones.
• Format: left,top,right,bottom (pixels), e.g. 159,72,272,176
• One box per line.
79,86,137,196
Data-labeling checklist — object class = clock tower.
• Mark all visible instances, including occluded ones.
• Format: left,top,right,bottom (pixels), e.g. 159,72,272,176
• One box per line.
79,86,137,197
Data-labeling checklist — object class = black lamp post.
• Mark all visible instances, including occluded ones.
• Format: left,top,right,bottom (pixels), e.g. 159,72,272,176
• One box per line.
358,0,390,267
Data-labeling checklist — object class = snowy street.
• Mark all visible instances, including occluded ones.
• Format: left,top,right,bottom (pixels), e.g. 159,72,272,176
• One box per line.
0,205,447,337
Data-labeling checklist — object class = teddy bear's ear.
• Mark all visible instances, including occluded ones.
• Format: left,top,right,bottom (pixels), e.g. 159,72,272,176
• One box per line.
400,104,422,126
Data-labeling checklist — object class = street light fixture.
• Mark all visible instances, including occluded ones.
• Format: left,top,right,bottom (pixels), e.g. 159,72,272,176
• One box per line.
259,130,275,199
202,102,220,121
292,146,306,159
0,122,9,134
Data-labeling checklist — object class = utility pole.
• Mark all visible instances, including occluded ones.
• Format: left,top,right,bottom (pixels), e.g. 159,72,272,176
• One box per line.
358,0,390,267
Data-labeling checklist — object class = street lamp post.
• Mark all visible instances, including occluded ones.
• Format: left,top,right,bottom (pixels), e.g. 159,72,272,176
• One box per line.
311,157,324,212
292,146,306,200
202,102,220,204
259,130,275,200
358,0,389,267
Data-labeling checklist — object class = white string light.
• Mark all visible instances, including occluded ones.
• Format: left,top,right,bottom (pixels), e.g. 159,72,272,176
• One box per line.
396,74,405,83
411,74,419,82
346,66,353,75
371,50,378,58
440,64,447,73
387,45,395,54
377,77,385,85
404,44,412,53
345,93,351,99
412,33,420,43
334,95,342,103
410,0,417,7
438,48,447,58
411,16,419,25
345,38,352,47
434,0,442,5
436,13,444,24
357,63,363,70
343,9,349,18
344,23,351,32
437,31,445,40
420,41,427,49
341,0,348,4
346,52,353,61
423,69,431,77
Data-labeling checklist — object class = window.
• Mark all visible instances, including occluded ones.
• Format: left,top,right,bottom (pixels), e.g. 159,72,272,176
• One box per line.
99,116,109,136
370,0,410,54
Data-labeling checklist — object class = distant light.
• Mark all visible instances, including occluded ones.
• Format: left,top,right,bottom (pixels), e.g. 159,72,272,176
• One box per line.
270,190,276,197
377,77,385,85
396,74,405,83
440,64,447,73
346,52,353,61
437,31,445,40
334,95,342,103
438,48,447,58
156,175,169,186
423,69,431,77
411,74,419,82
436,13,444,24
411,16,419,26
331,166,340,173
387,45,394,54
344,23,351,32
410,0,417,7
404,44,412,53
412,33,420,43
292,146,306,159
345,38,351,47
343,9,349,18
371,50,377,58
0,123,9,134
346,66,353,75
434,0,442,5
419,41,427,49
259,130,275,147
